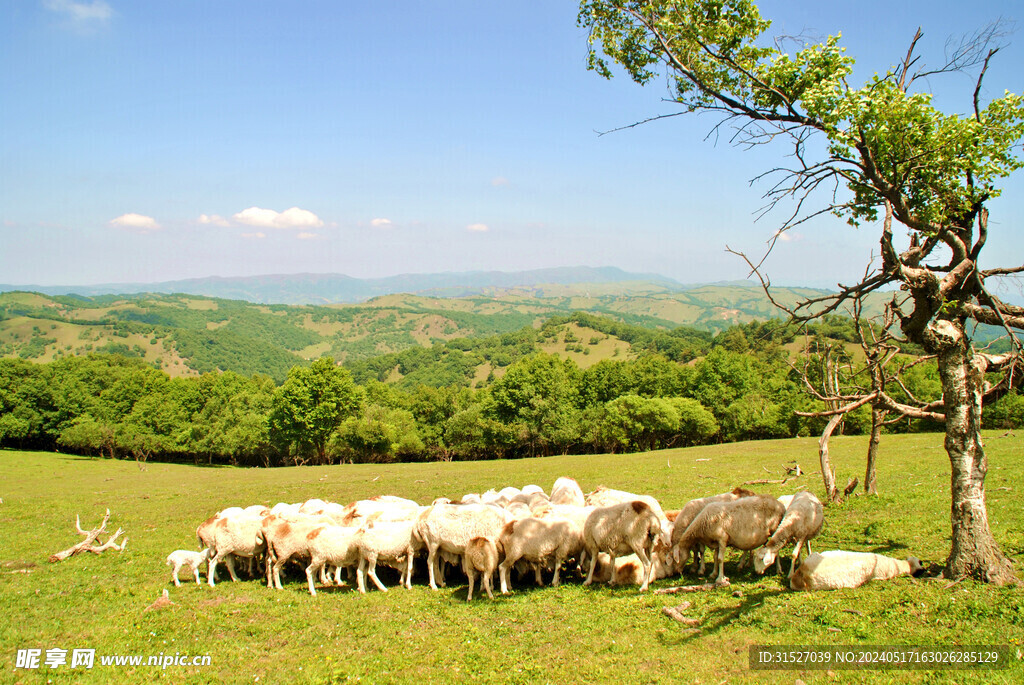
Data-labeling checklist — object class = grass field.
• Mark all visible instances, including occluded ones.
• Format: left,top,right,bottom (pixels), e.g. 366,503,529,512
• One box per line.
2,433,1023,683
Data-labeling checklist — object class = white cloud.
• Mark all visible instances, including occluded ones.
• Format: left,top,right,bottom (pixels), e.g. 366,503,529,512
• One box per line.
109,213,160,233
467,223,489,232
491,176,510,187
198,213,231,227
772,229,797,243
232,206,324,229
44,0,112,22
371,218,393,228
296,232,319,240
240,232,266,240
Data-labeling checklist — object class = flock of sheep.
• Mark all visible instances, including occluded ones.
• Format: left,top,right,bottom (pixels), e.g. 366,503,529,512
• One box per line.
166,478,923,599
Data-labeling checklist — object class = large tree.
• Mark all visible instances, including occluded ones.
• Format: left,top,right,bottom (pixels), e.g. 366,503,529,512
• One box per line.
580,0,1024,583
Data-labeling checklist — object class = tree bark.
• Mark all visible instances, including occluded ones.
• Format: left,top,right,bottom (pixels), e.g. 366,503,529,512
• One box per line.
818,413,843,503
864,407,885,495
930,320,1017,585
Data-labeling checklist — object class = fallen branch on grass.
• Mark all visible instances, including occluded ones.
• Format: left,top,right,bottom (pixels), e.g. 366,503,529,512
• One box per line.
49,509,129,563
653,581,729,594
662,605,701,625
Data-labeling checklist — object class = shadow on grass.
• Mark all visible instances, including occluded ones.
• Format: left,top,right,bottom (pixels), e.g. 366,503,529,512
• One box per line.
868,538,909,555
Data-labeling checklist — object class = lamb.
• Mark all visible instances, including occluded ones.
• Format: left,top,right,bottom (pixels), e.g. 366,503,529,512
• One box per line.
753,491,824,578
462,536,500,601
355,518,422,593
670,487,758,572
582,501,663,592
304,523,362,596
497,516,586,593
414,503,510,590
789,551,924,591
166,548,213,586
674,494,786,585
550,477,586,507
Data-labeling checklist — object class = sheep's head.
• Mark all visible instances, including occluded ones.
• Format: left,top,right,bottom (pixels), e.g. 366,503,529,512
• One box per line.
752,547,776,574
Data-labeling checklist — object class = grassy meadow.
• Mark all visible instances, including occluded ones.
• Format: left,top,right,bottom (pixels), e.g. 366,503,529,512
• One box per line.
2,432,1023,683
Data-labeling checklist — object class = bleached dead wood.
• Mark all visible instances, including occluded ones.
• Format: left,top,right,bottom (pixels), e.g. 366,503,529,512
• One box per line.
49,509,128,563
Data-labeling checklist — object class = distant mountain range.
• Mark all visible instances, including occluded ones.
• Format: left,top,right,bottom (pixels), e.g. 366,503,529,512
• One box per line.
0,266,693,305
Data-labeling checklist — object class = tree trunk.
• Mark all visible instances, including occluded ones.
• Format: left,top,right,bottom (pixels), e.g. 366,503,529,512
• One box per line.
931,320,1017,585
864,407,884,495
818,413,843,503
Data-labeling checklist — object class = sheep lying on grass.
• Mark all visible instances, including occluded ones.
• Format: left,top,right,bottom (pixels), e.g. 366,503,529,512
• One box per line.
753,491,824,578
166,548,213,586
673,494,786,586
462,536,500,601
789,551,924,591
583,501,663,592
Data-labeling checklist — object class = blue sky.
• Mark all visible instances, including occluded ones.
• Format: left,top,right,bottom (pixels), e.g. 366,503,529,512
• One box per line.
2,0,1022,292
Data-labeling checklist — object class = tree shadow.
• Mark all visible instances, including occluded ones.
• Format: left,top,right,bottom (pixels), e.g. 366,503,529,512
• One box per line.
656,585,786,646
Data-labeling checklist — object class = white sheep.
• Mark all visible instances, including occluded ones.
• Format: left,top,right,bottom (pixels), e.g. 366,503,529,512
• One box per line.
753,491,824,578
549,477,586,507
589,535,677,586
521,484,546,497
582,501,663,592
304,524,361,596
670,487,758,572
414,503,510,590
258,513,337,589
585,486,671,545
166,548,213,586
340,496,421,526
789,551,924,591
673,494,786,585
497,516,586,593
355,518,422,593
462,536,500,601
197,510,268,586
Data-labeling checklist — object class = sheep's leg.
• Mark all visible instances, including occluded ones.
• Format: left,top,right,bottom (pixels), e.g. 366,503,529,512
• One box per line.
606,553,618,586
404,554,414,589
357,558,368,594
714,540,728,585
533,563,544,587
466,568,476,602
633,543,654,592
319,564,329,585
171,564,182,587
367,557,388,592
207,553,225,587
192,564,202,585
582,546,599,586
499,558,513,594
551,554,563,587
272,557,288,590
788,541,803,579
224,554,240,582
483,570,494,600
425,545,441,590
305,561,320,596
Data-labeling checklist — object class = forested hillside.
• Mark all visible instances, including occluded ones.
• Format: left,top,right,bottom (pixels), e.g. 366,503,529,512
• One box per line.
3,285,1021,467
0,283,885,383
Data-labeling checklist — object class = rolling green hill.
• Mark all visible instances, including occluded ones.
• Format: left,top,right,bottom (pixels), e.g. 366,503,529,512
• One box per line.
0,283,889,383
